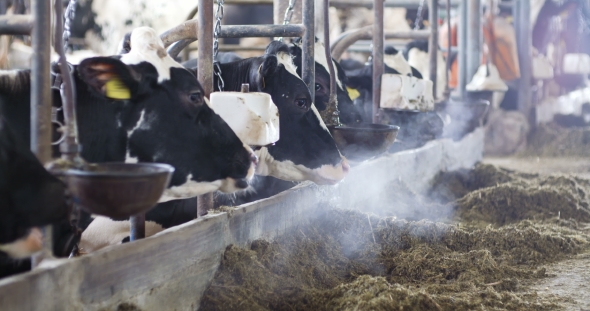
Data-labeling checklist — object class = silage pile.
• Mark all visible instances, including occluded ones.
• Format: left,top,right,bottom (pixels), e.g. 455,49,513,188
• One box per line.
520,123,590,157
200,164,590,311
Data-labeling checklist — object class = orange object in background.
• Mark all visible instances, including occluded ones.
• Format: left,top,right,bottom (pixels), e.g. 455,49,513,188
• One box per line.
439,15,520,87
482,16,520,81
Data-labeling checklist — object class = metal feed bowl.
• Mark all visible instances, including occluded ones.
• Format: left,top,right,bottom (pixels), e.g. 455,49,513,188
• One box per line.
328,123,399,162
63,163,174,219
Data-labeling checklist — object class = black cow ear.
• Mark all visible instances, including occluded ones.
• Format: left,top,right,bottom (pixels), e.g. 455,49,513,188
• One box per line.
77,57,139,100
255,55,278,90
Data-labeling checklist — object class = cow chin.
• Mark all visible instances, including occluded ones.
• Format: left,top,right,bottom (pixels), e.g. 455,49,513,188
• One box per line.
0,228,43,259
255,147,350,185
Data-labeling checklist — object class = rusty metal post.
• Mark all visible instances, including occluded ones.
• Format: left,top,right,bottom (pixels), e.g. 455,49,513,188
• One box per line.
372,0,384,123
302,0,315,98
466,0,481,88
319,0,339,126
197,0,215,216
30,0,53,267
428,0,438,98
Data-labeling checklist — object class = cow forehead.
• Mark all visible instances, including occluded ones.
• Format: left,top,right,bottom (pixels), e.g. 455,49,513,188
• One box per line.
120,27,184,82
313,41,344,89
276,52,300,78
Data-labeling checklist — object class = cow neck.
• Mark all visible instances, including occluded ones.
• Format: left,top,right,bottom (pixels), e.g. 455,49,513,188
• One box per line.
217,59,261,92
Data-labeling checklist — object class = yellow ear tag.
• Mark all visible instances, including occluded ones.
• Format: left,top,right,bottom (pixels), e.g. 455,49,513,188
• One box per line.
347,87,361,101
105,78,131,100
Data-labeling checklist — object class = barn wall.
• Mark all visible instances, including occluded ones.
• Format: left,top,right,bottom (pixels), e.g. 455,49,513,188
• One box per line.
0,128,484,311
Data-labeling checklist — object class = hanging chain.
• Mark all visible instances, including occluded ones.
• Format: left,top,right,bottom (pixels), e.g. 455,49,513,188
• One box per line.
63,0,77,53
213,0,225,91
278,0,297,41
414,0,426,30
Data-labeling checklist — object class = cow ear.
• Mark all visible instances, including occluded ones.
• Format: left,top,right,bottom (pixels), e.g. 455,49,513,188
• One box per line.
77,57,139,100
255,55,278,90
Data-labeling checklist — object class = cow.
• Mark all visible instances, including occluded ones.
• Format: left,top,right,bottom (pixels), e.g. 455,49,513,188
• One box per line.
1,27,258,254
288,37,362,124
90,40,352,245
0,113,72,278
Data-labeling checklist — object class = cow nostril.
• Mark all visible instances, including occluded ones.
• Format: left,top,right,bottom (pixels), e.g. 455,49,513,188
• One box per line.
235,178,249,189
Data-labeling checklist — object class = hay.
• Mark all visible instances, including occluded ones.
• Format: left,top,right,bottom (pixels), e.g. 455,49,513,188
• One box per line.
521,123,590,157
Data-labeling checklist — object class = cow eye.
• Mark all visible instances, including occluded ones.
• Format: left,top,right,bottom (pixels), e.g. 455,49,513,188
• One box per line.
315,83,322,91
189,92,202,103
296,98,308,109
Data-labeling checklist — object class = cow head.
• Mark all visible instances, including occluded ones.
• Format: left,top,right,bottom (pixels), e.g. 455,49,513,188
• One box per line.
208,41,349,185
0,116,69,257
289,38,362,124
75,27,256,200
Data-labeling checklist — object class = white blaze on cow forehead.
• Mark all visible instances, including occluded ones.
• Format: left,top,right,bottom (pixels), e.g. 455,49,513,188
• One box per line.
276,52,300,78
310,104,331,134
120,27,184,82
314,40,344,89
384,52,412,76
126,109,146,138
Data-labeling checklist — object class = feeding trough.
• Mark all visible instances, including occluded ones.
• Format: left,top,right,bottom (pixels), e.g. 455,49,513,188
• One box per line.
209,84,280,147
328,123,399,162
63,163,174,220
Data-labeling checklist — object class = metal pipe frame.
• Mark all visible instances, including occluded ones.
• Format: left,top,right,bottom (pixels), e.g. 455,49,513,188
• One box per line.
331,26,430,60
0,15,33,35
225,0,465,8
466,0,481,90
458,0,467,98
302,0,315,98
515,0,532,119
30,0,53,267
372,0,384,124
196,0,215,216
428,0,438,98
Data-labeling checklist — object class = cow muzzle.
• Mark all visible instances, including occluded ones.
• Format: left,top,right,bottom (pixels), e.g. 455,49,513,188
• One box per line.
219,177,251,193
310,156,350,185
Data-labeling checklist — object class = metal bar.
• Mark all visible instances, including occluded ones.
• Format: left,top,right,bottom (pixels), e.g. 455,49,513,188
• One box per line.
161,20,305,47
220,24,305,38
516,0,531,118
0,15,33,35
444,0,451,99
226,0,470,6
54,0,81,161
30,0,53,268
320,0,339,126
197,0,215,217
129,213,146,241
466,0,481,89
428,0,438,98
372,0,384,123
458,0,467,98
331,27,430,60
302,0,315,98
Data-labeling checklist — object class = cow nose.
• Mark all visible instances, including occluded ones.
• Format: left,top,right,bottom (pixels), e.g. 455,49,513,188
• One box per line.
235,178,249,189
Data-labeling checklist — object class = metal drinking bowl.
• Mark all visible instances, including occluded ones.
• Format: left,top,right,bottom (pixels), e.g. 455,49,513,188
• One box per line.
63,163,174,219
328,123,400,162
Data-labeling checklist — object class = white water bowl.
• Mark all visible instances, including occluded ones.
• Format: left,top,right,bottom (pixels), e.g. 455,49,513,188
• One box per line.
209,91,280,147
563,53,590,75
380,74,434,111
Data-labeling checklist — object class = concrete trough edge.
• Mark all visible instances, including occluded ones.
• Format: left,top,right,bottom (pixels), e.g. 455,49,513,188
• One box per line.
0,128,484,311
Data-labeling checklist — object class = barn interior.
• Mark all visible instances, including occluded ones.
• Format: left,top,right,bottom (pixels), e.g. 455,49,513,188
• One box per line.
1,0,590,310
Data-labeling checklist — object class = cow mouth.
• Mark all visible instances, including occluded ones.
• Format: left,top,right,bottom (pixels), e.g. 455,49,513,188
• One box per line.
219,177,251,193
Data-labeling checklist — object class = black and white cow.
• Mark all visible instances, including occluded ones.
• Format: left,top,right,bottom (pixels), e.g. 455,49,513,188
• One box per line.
289,38,362,124
0,114,71,278
1,27,259,253
118,41,352,235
